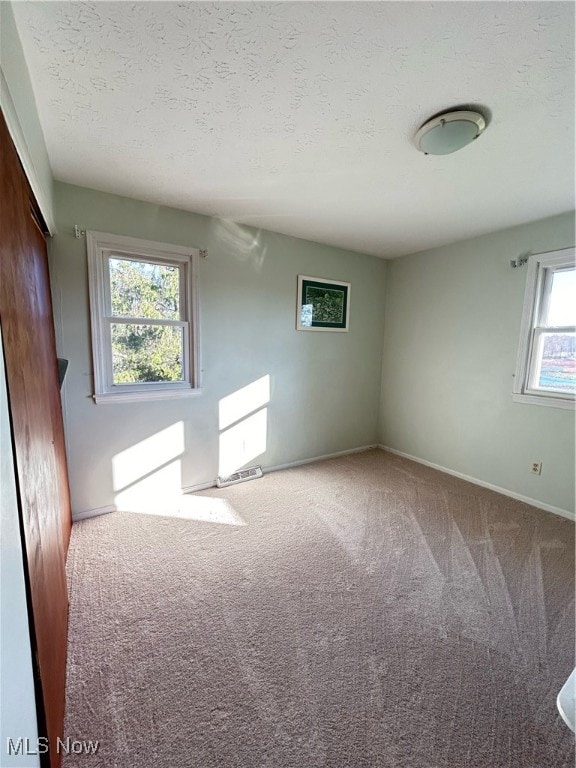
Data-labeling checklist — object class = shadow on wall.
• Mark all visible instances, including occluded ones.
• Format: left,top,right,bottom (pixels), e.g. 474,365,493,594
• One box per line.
110,375,271,523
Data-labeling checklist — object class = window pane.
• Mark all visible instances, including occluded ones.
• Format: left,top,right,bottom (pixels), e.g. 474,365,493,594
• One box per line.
111,324,184,384
535,332,576,393
545,268,576,326
109,257,180,320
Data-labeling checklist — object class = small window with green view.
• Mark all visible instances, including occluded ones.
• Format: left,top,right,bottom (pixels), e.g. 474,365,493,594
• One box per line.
87,232,201,403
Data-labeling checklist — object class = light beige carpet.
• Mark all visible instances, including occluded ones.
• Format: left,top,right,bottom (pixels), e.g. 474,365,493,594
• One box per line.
63,449,575,767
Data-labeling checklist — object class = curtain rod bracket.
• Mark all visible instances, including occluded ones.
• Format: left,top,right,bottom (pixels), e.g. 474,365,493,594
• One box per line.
510,254,529,269
74,225,86,239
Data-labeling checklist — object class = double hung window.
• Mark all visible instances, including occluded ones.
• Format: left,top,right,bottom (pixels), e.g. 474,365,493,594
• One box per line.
87,231,200,403
513,248,575,409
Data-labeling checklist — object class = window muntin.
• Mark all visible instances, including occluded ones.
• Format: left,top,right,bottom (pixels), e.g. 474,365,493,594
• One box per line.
514,248,575,408
87,232,200,403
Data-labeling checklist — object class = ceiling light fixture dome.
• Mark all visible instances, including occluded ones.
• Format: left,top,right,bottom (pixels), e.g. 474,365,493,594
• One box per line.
415,109,487,155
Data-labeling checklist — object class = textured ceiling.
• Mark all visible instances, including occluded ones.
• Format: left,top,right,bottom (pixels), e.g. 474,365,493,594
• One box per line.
12,1,575,258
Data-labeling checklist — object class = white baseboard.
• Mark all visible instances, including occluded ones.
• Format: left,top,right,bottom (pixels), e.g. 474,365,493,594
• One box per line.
181,480,217,494
73,445,573,523
72,505,116,522
378,445,575,522
181,445,377,495
73,447,377,518
264,445,377,475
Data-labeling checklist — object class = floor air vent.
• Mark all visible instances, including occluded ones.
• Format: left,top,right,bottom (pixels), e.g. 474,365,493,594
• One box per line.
216,466,263,488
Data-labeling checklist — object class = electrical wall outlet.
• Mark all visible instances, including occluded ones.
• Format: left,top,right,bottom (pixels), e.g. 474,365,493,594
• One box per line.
530,462,542,475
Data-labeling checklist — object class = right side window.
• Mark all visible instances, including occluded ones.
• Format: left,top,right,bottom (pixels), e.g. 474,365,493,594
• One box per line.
513,247,575,409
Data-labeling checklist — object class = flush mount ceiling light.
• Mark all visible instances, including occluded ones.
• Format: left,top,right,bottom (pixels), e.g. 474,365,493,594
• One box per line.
415,110,487,155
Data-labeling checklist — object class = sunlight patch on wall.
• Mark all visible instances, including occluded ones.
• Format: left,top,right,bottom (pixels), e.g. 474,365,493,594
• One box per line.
115,459,182,512
112,422,185,493
111,425,246,524
218,375,270,478
219,375,270,430
219,408,268,478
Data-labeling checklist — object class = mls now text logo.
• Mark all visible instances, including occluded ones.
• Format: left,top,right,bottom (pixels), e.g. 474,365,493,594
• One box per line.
7,737,100,756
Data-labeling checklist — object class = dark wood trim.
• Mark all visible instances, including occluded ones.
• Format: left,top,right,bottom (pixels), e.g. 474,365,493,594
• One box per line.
0,109,71,768
1,345,51,768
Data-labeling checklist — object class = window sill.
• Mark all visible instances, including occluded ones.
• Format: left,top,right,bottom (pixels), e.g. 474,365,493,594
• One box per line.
93,388,202,405
512,392,575,410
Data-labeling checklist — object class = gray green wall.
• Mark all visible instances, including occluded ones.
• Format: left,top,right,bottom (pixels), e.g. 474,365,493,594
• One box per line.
5,2,572,518
50,181,387,516
379,212,575,515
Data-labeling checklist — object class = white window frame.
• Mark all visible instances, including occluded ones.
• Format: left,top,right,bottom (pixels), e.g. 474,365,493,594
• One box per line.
513,247,575,410
87,231,201,404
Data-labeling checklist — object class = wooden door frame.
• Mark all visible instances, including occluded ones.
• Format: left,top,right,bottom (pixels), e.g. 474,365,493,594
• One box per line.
0,109,72,768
